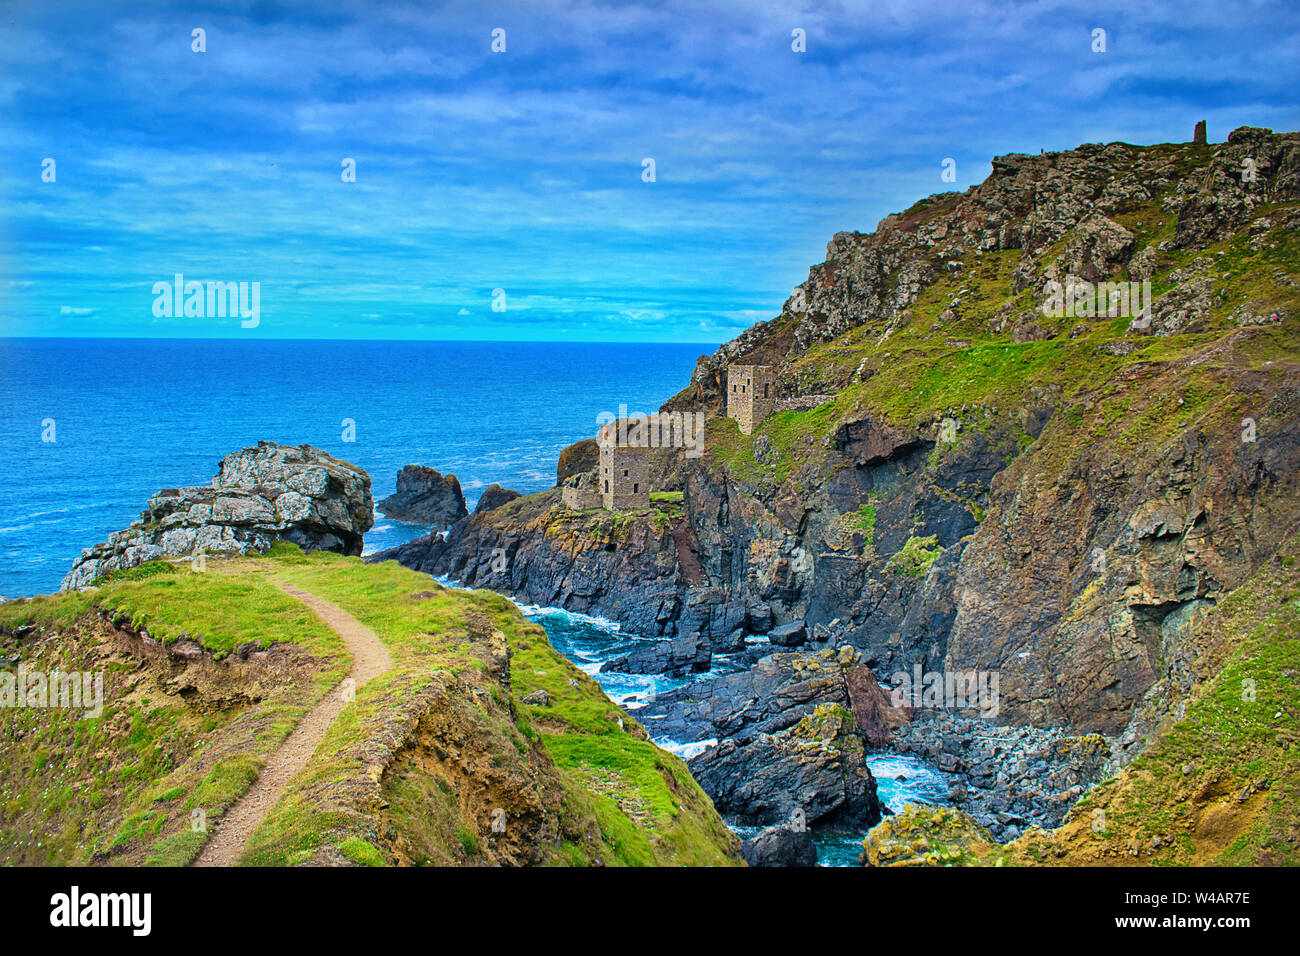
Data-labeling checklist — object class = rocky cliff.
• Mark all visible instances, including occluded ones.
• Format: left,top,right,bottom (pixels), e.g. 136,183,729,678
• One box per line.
62,442,373,591
376,126,1300,848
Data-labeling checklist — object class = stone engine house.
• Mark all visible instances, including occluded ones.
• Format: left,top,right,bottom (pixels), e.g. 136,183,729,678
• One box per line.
727,364,776,435
598,423,650,509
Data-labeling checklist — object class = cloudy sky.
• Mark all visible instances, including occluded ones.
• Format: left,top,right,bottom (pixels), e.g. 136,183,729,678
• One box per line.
1,0,1297,342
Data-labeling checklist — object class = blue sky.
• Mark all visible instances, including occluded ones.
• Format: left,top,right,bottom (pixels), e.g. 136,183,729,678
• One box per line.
1,0,1297,342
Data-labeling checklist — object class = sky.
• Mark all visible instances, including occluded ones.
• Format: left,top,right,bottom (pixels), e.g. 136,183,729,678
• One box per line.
1,0,1297,343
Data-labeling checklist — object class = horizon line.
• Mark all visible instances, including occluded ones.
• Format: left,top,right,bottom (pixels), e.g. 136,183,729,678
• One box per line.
0,335,725,347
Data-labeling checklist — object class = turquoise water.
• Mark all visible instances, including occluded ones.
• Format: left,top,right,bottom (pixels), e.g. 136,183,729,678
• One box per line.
515,598,952,867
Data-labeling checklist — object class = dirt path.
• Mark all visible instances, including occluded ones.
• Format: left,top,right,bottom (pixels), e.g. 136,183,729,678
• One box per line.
193,580,393,867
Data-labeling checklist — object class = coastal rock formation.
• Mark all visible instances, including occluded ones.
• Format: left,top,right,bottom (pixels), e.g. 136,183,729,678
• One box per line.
862,805,999,867
61,442,372,591
556,438,599,485
377,465,468,527
474,483,521,514
688,702,883,828
740,825,818,867
376,490,688,639
608,631,711,676
377,128,1300,852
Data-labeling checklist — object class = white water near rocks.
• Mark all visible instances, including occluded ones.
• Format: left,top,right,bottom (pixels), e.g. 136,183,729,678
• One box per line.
437,574,951,866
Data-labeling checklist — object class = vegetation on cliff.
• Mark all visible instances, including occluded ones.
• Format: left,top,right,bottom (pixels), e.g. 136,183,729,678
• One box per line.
863,533,1300,866
0,547,741,866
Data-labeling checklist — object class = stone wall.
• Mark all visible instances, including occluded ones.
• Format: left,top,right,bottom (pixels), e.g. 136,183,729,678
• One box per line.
560,470,603,509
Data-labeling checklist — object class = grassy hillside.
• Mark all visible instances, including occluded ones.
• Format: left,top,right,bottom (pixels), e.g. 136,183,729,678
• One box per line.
0,546,741,867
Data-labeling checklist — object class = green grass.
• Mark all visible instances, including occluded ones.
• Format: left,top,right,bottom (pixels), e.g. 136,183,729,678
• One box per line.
0,561,347,865
90,563,344,658
885,535,944,577
232,548,741,867
853,502,877,545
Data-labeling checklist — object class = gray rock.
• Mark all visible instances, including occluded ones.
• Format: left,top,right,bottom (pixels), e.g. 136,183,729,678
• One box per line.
474,483,522,515
740,826,818,867
60,442,372,591
607,632,710,677
768,620,808,646
378,465,467,527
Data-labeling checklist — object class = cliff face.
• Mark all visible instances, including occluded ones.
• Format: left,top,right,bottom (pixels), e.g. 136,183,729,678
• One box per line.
379,490,689,640
377,128,1300,838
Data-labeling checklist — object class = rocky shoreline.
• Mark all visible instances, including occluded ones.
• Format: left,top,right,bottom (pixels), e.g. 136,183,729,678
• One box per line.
53,126,1300,866
370,127,1300,863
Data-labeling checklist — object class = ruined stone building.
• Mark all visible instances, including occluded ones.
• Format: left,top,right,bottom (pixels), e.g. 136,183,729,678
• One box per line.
598,422,650,509
726,364,776,435
560,470,602,510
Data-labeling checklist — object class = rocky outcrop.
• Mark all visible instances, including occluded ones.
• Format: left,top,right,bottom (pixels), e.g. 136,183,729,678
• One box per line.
374,491,690,640
378,466,468,527
689,703,883,828
862,805,999,867
474,483,521,514
740,825,817,867
1171,126,1300,249
61,442,372,591
607,631,710,676
377,128,1300,857
556,438,599,485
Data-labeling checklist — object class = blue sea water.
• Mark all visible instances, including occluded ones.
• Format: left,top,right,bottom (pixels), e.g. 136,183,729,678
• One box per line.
0,337,710,598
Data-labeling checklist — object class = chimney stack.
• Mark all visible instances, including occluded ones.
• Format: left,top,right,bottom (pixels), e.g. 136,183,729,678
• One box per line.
1193,120,1207,146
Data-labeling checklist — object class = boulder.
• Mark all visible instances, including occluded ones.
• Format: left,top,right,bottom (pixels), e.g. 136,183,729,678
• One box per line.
768,620,808,647
474,483,521,515
378,465,467,527
61,442,372,591
740,826,817,867
844,665,910,747
607,631,710,677
1058,214,1134,281
687,703,883,828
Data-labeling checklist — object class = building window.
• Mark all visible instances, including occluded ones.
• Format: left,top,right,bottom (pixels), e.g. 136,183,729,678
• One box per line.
633,483,639,493
604,480,609,493
623,469,629,477
764,383,770,397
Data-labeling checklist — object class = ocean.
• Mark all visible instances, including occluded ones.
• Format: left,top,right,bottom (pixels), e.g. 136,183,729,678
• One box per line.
0,337,710,598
